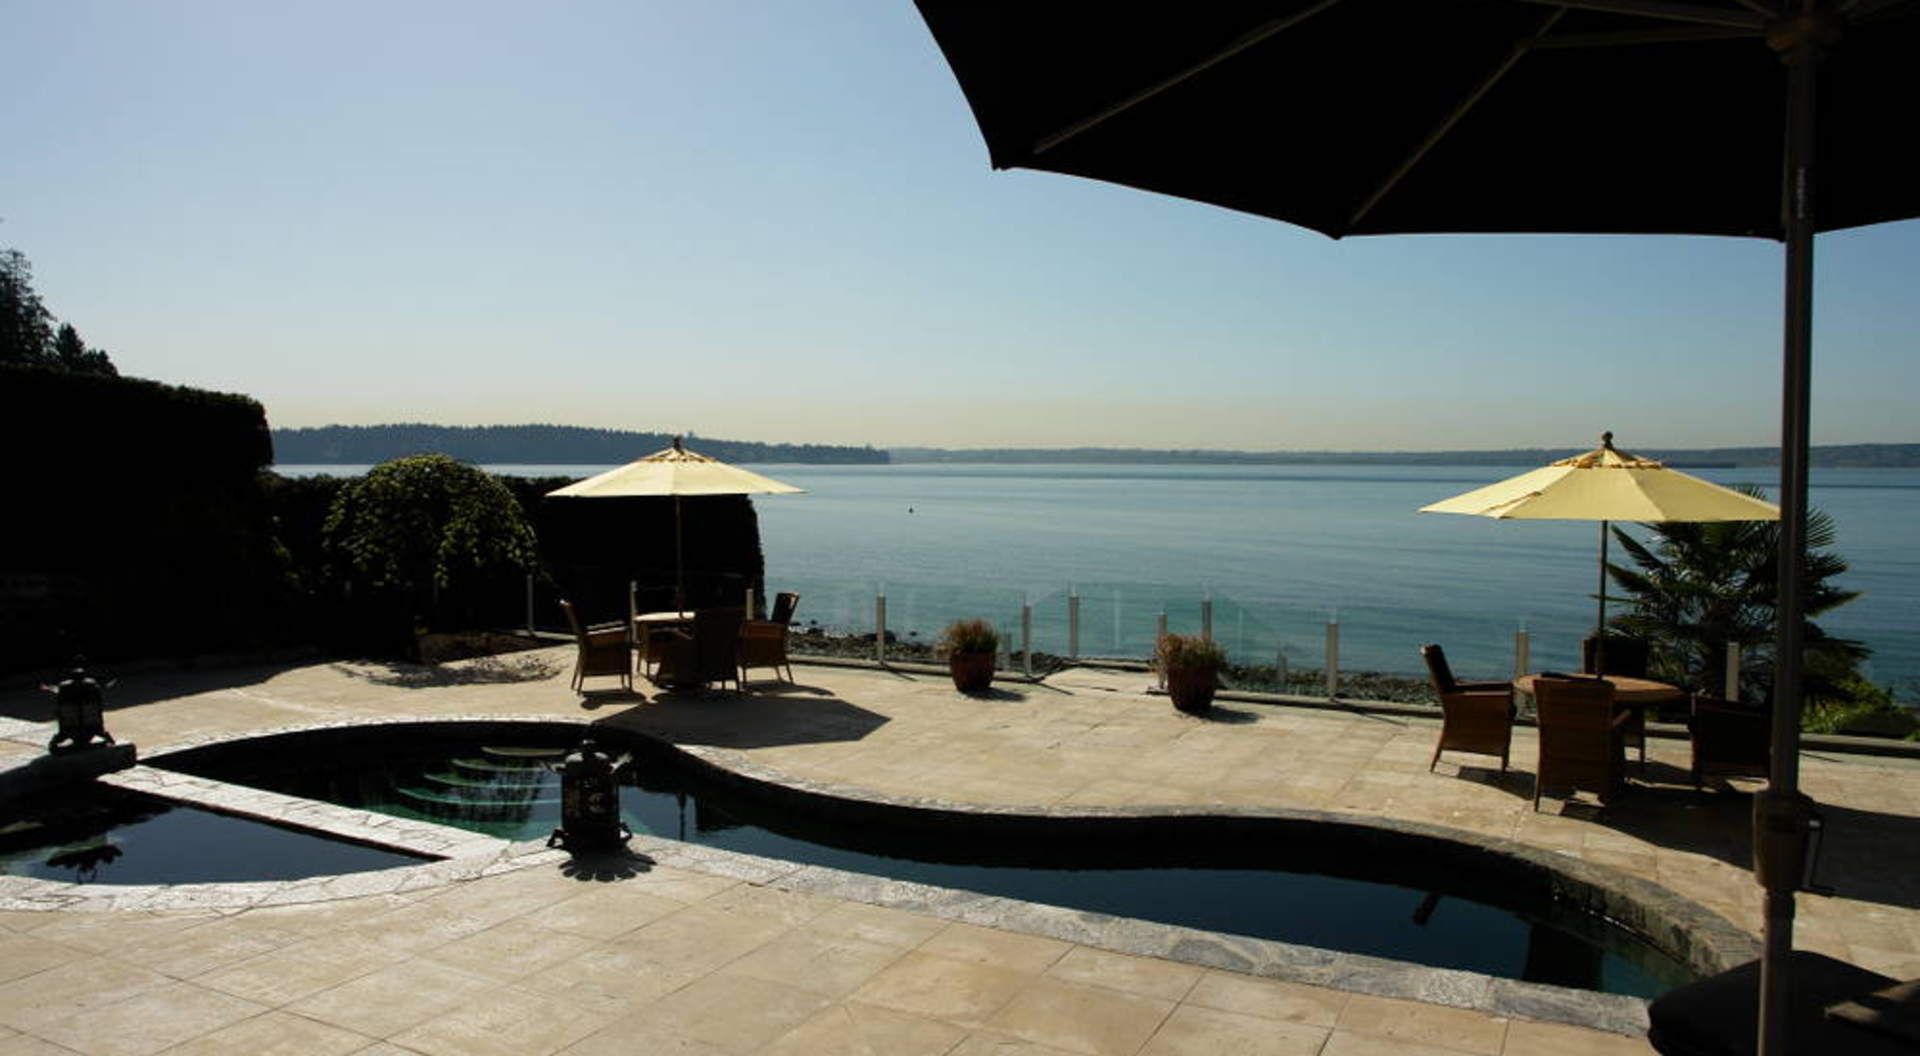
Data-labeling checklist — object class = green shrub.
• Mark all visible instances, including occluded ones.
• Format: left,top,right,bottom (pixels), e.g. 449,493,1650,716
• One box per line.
1156,633,1226,673
938,618,1000,656
1802,674,1919,738
322,455,538,635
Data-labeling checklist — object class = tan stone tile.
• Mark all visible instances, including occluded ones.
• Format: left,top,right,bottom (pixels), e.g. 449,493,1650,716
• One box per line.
849,950,1033,1027
419,917,601,983
721,927,906,998
1323,1030,1484,1056
1138,1003,1330,1055
515,945,701,1018
1043,946,1202,1002
1501,1019,1656,1055
194,933,399,1005
411,875,580,926
32,981,265,1056
948,1035,1086,1056
1338,994,1508,1056
699,882,837,929
800,900,949,949
919,922,1071,974
517,883,686,940
118,917,309,978
985,976,1175,1056
556,1027,733,1056
16,910,216,954
759,1001,968,1056
160,1009,373,1056
288,959,501,1038
0,1034,87,1056
0,932,88,985
390,985,613,1056
609,865,739,904
1185,971,1349,1026
618,973,831,1053
0,958,173,1032
337,900,495,955
608,904,794,976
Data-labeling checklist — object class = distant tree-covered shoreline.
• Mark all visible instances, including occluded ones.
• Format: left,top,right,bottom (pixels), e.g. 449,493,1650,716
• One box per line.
273,424,889,465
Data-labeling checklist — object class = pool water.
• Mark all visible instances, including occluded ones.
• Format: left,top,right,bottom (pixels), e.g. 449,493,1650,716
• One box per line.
162,732,1694,999
0,784,429,885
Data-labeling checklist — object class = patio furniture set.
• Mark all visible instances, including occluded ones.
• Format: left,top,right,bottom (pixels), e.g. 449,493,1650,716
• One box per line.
1422,639,1771,810
561,591,800,693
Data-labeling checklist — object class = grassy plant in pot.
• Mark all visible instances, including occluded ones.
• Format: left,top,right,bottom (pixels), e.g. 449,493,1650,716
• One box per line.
939,618,1000,693
1158,633,1226,715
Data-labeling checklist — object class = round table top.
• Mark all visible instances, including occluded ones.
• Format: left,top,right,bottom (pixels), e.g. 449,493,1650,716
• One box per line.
1512,673,1685,703
633,610,694,624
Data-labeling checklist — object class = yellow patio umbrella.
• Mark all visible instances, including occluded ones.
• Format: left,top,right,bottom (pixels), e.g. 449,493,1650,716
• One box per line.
546,438,804,610
1420,432,1779,674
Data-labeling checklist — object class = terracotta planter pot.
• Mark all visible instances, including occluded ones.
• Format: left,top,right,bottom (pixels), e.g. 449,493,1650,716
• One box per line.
1166,666,1218,715
948,651,995,692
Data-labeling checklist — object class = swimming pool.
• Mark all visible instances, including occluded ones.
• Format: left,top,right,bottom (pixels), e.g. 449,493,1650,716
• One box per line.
154,722,1697,998
0,783,429,885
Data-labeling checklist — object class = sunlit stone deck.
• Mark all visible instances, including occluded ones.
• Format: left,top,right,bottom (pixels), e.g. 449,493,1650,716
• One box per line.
4,649,1917,1056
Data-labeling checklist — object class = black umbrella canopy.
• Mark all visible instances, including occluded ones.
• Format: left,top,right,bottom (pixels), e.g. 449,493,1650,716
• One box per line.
918,1,1919,239
918,2,1918,1050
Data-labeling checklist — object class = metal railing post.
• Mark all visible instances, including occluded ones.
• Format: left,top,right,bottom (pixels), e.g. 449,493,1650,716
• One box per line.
1514,625,1531,680
1201,592,1214,641
1325,612,1340,699
1726,642,1742,700
1068,586,1080,660
1155,611,1168,689
745,587,756,621
1021,598,1033,678
1275,644,1288,694
875,588,887,665
526,574,536,636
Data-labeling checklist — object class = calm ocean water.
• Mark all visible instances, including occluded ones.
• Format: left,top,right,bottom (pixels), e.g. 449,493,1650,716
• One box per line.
279,463,1919,689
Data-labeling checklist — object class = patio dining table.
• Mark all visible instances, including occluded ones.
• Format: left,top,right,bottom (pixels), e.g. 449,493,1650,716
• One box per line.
633,610,695,681
1514,672,1685,781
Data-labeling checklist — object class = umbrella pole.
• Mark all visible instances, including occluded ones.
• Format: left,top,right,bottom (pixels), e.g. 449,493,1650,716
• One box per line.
674,496,686,613
1595,520,1609,677
1757,16,1830,1054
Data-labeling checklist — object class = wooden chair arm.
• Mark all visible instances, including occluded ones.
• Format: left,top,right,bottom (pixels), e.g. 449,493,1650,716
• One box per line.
740,620,786,639
583,627,627,647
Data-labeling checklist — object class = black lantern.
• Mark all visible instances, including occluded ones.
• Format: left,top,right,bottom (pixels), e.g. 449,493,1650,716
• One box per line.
547,737,630,852
46,661,114,754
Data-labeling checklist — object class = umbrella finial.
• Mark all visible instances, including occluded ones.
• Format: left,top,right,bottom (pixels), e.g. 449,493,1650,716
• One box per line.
1601,430,1614,449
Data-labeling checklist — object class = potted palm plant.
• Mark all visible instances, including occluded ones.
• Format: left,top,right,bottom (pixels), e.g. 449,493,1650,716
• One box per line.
939,618,1000,693
1158,633,1226,715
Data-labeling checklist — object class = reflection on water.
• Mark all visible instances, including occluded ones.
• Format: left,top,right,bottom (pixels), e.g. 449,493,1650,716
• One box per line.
0,784,426,885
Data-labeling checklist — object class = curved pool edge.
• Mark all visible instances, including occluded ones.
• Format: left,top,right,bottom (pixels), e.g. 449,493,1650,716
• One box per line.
4,713,1763,1037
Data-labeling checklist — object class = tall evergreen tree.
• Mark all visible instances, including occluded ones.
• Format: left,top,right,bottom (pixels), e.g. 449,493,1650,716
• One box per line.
1,248,54,367
52,322,117,377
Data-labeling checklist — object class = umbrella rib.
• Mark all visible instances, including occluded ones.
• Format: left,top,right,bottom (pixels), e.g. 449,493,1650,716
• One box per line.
1531,24,1762,46
1347,8,1565,231
1506,0,1769,29
1030,0,1348,159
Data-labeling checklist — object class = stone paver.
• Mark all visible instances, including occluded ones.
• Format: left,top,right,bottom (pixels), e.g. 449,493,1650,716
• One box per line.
2,649,1911,1054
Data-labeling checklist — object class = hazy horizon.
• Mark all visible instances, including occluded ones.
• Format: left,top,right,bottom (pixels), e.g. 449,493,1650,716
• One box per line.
6,2,1917,450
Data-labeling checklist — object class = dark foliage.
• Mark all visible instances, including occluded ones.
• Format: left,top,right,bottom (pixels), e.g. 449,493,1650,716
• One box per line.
1607,486,1868,706
1,368,288,670
1,250,117,376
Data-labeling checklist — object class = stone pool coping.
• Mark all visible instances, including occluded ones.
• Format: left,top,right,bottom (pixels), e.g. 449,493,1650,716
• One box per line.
0,712,1763,1036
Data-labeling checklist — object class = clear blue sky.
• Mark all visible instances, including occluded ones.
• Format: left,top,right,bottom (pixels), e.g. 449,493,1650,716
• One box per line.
5,0,1916,451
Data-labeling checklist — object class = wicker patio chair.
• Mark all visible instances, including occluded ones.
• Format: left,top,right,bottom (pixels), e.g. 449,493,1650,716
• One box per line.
739,592,800,686
1532,675,1630,810
1687,692,1771,789
1419,643,1515,773
561,599,631,693
1582,634,1654,766
654,607,744,692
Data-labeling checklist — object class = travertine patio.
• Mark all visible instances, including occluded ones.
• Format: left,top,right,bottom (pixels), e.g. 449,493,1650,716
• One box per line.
4,648,1918,1056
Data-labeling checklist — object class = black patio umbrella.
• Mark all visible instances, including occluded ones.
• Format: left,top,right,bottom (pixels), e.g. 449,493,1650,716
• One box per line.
914,1,1919,1050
